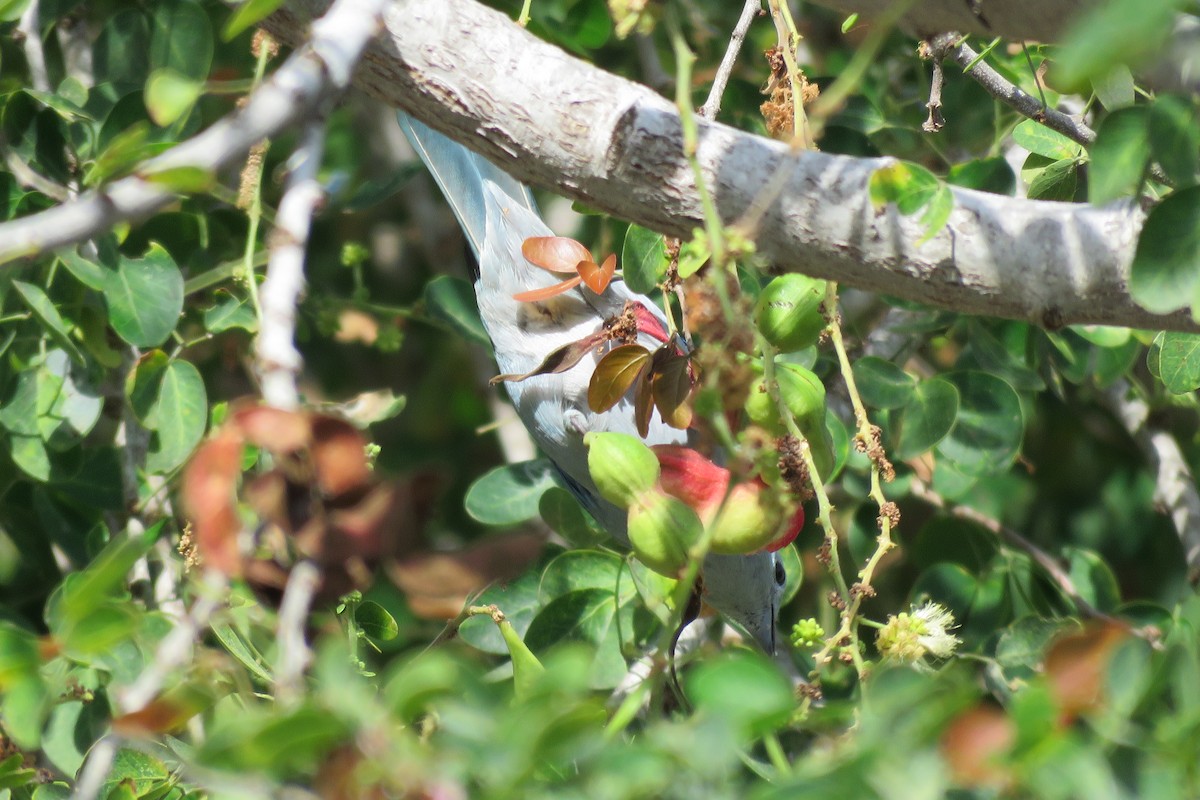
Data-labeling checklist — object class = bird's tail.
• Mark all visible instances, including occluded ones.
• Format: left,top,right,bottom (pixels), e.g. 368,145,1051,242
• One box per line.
396,112,538,260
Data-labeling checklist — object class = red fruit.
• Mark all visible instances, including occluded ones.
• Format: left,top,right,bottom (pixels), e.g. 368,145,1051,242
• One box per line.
652,446,804,554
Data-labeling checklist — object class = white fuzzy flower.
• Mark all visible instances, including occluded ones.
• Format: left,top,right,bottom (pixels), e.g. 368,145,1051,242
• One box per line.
876,602,962,661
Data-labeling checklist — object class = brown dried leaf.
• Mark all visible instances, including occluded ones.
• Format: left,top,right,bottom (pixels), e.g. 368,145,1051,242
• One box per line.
310,415,372,497
522,236,592,274
491,330,608,384
182,427,245,576
634,365,655,437
233,404,311,453
650,345,694,430
940,704,1015,789
111,686,211,737
1044,622,1130,720
588,344,651,413
578,253,616,294
512,275,583,303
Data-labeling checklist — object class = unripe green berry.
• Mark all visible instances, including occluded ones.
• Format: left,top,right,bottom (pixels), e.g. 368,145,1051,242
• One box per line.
755,274,827,353
745,363,827,437
584,432,660,509
707,482,792,555
627,490,703,577
790,618,825,648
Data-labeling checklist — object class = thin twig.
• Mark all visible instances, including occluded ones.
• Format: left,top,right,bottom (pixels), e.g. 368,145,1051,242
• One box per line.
256,120,327,409
921,40,946,133
73,570,228,800
699,0,761,121
1102,379,1200,584
932,32,1096,147
0,0,389,266
907,478,1156,641
274,560,322,704
17,1,51,93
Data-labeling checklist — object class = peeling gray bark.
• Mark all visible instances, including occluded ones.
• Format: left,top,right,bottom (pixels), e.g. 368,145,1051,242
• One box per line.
264,0,1197,333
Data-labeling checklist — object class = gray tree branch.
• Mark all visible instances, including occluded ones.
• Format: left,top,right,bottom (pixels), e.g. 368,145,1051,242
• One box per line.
260,0,1196,333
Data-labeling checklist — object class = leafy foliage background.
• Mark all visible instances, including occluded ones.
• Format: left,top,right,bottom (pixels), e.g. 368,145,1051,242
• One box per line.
0,0,1199,797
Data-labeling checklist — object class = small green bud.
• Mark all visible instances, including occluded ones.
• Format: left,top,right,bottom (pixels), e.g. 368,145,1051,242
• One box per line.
790,618,825,648
585,432,660,508
755,274,827,353
627,490,703,577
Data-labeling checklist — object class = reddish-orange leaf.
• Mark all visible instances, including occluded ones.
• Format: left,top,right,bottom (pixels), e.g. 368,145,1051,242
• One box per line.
578,253,616,294
522,237,592,274
512,276,583,303
588,344,651,413
311,415,372,498
182,427,245,576
233,404,311,452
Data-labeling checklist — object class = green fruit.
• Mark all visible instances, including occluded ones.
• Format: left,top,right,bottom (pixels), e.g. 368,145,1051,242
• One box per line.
755,274,827,353
707,482,791,555
745,363,826,437
584,432,660,509
627,490,703,577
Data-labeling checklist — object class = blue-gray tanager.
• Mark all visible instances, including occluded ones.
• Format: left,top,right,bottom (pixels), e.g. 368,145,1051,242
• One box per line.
398,113,784,652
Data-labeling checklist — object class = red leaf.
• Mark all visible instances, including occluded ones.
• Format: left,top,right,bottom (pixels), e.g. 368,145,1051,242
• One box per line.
587,344,651,413
578,253,616,294
491,330,609,384
512,275,582,302
311,415,372,498
233,404,311,452
182,428,245,576
634,366,655,437
522,237,592,274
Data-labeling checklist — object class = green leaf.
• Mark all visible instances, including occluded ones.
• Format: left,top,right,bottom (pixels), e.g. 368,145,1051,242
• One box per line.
223,0,287,41
0,349,103,461
94,10,151,87
868,160,940,214
917,185,954,243
996,617,1071,678
149,0,213,81
203,289,258,333
144,69,203,126
125,349,169,425
58,524,160,624
1013,120,1083,161
354,601,399,641
1,676,50,749
1148,97,1199,186
893,377,959,460
936,371,1023,476
0,623,40,686
621,224,667,294
1025,156,1079,201
1088,106,1149,205
946,157,1015,195
686,651,793,739
464,459,559,526
1156,332,1200,394
424,275,489,347
539,487,605,547
523,588,629,689
458,556,549,655
98,749,170,799
1064,547,1120,611
56,248,107,291
1130,185,1200,314
103,243,184,347
145,359,207,473
58,603,138,656
11,280,86,366
1069,325,1131,348
852,356,915,409
1091,64,1135,110
1054,0,1183,90
141,164,217,193
538,550,633,602
0,0,32,22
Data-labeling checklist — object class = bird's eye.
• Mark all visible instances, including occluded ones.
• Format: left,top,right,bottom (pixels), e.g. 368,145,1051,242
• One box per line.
774,559,786,586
